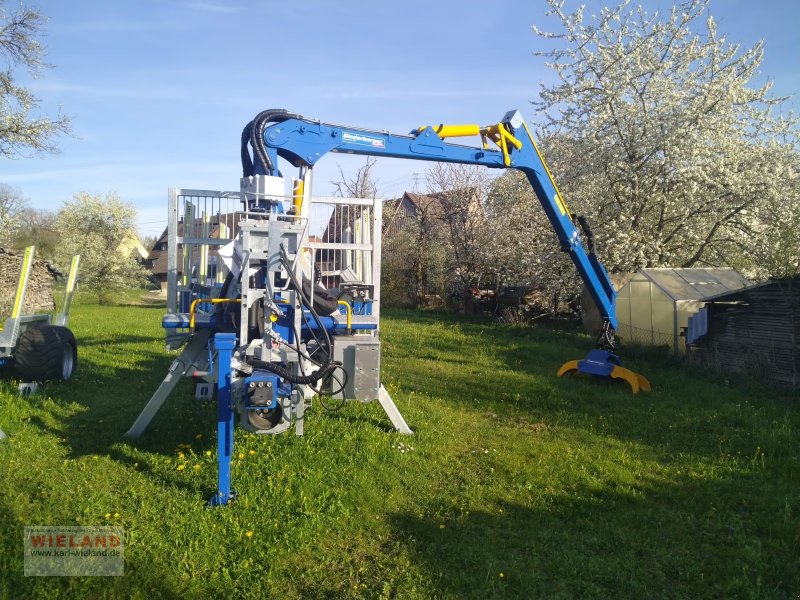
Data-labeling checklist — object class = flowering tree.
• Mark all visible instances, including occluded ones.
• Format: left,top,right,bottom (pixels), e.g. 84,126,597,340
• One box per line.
532,0,799,275
55,192,149,304
0,2,70,157
485,171,579,304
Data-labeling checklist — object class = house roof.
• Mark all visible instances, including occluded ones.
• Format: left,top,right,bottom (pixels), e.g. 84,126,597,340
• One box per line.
147,214,243,276
383,191,448,233
636,268,751,302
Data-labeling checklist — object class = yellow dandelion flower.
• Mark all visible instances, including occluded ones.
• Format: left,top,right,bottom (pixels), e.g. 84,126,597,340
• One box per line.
245,530,253,538
104,513,111,519
205,450,212,457
114,513,120,519
177,464,186,471
499,573,505,578
238,453,244,460
249,450,256,455
194,464,201,471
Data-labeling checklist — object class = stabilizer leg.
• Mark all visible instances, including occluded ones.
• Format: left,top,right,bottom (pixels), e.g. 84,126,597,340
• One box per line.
378,385,413,435
125,329,213,438
208,333,236,507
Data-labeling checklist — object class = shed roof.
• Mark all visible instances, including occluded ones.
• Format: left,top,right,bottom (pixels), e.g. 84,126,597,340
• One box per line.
700,277,799,302
636,268,751,301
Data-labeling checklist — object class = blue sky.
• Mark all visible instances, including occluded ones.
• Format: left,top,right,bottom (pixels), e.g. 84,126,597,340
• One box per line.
4,0,799,239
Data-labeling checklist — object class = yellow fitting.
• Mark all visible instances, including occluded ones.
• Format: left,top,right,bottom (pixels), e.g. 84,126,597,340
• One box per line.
482,124,522,166
11,246,34,319
418,121,522,167
337,300,352,333
292,179,304,215
189,298,241,330
521,121,571,217
422,123,481,138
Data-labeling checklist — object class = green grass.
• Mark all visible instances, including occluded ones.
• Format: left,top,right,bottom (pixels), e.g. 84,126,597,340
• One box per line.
1,294,798,599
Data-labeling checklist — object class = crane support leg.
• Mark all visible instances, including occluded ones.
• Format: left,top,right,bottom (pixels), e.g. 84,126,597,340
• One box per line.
125,329,213,438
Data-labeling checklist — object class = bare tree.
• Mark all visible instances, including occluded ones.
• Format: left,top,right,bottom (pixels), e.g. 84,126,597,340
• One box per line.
0,183,28,245
0,2,71,157
332,157,378,199
8,206,58,259
425,163,492,288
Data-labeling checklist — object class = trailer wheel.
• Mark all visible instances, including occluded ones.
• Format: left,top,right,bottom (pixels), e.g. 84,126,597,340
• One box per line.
13,325,78,382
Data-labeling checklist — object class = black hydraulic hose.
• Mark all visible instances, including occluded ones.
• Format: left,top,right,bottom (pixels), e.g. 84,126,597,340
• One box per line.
240,109,298,177
240,247,339,386
596,319,616,350
249,358,338,385
279,248,334,360
240,123,254,177
576,215,596,255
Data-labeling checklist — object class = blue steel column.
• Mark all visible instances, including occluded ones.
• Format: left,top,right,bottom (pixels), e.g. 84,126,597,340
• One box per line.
209,333,236,507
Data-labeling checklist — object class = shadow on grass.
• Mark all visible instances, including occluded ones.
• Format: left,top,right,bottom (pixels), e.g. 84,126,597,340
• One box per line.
322,409,397,434
388,473,799,599
20,333,220,498
382,308,796,465
0,495,184,599
73,333,165,347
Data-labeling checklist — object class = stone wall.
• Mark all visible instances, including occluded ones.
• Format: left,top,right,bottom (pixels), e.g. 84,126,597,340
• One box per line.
0,248,56,317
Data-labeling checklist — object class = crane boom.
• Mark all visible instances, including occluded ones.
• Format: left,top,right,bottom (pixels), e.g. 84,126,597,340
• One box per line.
250,109,618,330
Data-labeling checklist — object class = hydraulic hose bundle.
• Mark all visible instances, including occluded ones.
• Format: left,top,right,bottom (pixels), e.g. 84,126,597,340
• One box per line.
243,245,340,386
240,109,302,177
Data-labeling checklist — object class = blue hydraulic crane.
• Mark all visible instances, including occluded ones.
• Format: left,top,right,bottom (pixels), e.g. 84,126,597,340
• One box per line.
245,108,650,393
129,107,651,507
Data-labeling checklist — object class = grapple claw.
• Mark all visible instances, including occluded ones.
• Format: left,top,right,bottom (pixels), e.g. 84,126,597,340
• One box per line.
557,360,580,378
556,349,650,394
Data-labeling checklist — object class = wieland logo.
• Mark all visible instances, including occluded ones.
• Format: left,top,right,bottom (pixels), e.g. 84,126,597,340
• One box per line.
24,526,124,576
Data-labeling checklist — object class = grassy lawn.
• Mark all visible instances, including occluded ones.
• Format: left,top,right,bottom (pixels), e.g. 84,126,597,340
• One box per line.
0,294,798,598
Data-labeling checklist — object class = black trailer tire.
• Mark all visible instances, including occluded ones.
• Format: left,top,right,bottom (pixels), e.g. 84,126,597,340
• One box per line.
13,325,78,382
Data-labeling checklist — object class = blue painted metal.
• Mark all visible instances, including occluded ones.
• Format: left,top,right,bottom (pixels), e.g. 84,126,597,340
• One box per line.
260,113,617,329
273,305,376,341
298,314,376,337
162,313,217,329
344,299,373,316
576,349,622,378
209,333,236,507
